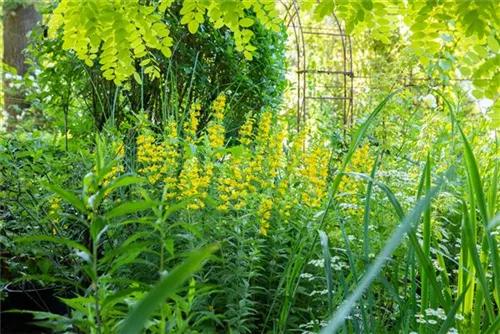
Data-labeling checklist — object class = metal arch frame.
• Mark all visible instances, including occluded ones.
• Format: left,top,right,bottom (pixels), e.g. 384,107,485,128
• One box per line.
279,0,354,130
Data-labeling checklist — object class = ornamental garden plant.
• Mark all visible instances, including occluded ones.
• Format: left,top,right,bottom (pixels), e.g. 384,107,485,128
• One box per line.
1,1,499,333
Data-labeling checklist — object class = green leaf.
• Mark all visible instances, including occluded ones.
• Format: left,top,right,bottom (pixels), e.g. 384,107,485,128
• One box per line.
139,59,151,67
487,35,500,54
244,51,253,61
362,0,373,10
438,59,452,71
105,201,157,219
43,183,87,213
84,58,94,67
102,175,145,195
318,230,333,314
239,17,254,27
118,245,218,334
15,235,91,256
188,20,199,34
473,44,488,58
320,182,442,333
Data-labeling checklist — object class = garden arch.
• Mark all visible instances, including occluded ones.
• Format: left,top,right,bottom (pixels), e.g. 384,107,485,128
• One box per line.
279,0,354,130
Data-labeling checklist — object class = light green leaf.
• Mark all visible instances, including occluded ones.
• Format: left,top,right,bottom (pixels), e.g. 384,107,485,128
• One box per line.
239,17,254,27
188,20,199,34
105,201,157,219
43,183,87,213
487,35,500,54
133,72,143,85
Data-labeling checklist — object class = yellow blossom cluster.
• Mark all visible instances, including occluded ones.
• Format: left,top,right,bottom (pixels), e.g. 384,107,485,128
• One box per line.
184,103,201,144
211,94,226,119
251,112,286,186
207,122,225,152
48,196,61,222
136,124,179,185
177,157,212,210
206,95,227,157
338,144,374,217
239,117,255,146
48,197,69,235
137,134,167,184
215,156,254,212
135,107,339,236
298,145,330,208
103,165,125,187
258,197,273,236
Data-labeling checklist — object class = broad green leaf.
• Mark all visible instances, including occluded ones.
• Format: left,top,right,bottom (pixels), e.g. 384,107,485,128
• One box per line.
118,245,218,334
43,183,87,213
487,35,500,54
188,20,199,34
105,201,157,219
15,235,91,256
239,18,254,27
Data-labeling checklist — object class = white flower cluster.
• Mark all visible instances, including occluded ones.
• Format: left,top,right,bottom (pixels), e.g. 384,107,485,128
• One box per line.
415,308,464,326
298,319,328,332
308,256,349,271
300,273,315,281
339,203,359,211
0,110,8,132
309,289,329,297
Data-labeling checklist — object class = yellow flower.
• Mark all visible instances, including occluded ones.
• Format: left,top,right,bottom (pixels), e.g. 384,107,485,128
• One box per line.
258,197,273,236
48,196,62,229
240,116,254,145
177,157,211,210
184,103,201,143
207,122,225,151
211,94,226,120
136,120,180,186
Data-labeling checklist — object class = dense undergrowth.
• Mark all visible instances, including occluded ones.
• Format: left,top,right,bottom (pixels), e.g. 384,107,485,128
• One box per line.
2,90,499,333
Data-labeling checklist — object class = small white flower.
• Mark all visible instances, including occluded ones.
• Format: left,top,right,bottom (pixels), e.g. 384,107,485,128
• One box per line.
422,93,437,108
425,308,436,316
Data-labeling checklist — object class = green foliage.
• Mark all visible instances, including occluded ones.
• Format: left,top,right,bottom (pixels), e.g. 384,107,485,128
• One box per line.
3,1,500,333
48,0,281,84
312,0,500,116
48,0,173,85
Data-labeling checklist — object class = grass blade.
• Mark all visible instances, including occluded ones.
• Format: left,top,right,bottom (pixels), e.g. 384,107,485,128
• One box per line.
320,182,442,334
318,230,333,314
437,285,469,334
